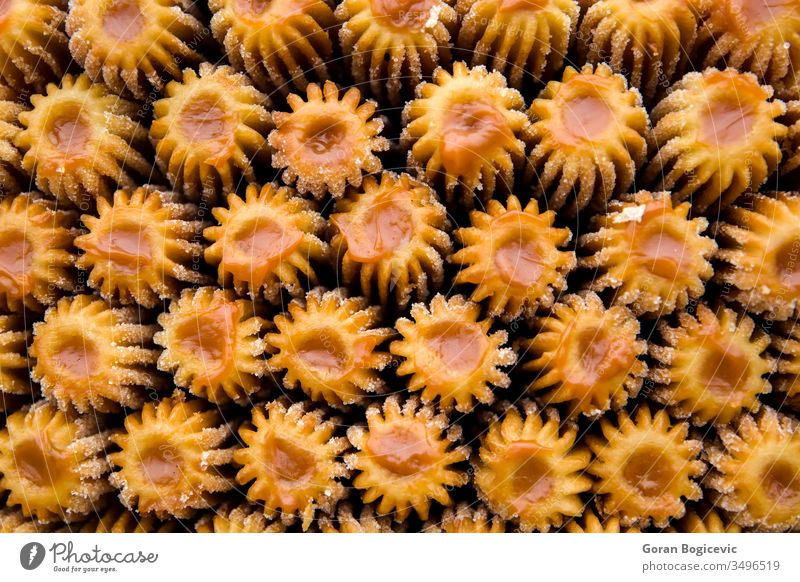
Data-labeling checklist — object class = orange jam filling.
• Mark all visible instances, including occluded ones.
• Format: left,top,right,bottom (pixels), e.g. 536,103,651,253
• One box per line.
491,213,547,287
227,215,302,274
46,104,92,160
333,194,413,263
561,325,632,389
699,96,758,148
14,437,67,486
763,460,800,505
423,321,487,376
629,203,689,280
366,423,439,476
560,94,612,145
285,114,353,167
52,334,100,380
506,441,555,507
179,94,233,158
102,0,146,42
84,221,151,275
623,447,675,497
498,0,549,13
174,300,238,382
0,229,31,297
699,337,750,396
265,437,316,489
729,0,797,34
140,446,181,486
440,100,516,176
774,239,800,290
296,332,348,376
370,0,435,29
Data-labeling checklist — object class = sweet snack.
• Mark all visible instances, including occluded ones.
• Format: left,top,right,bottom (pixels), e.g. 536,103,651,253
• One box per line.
269,81,388,199
75,187,207,308
330,172,451,309
204,183,328,303
694,0,800,100
109,393,235,519
346,395,469,522
0,315,32,407
390,294,516,412
457,0,579,89
474,402,592,532
713,192,800,320
30,294,163,413
266,288,393,407
150,64,272,201
318,504,394,533
196,503,286,533
781,101,800,177
587,405,705,527
643,68,787,212
670,507,742,533
523,64,649,213
705,407,800,531
520,292,647,417
0,0,70,92
209,0,336,95
16,74,152,208
66,0,206,100
578,0,711,100
649,303,773,425
0,508,58,532
0,401,114,523
578,191,717,317
771,321,800,409
0,85,27,194
0,193,77,311
234,399,349,529
452,195,575,321
564,509,640,533
401,62,528,205
75,502,179,533
423,503,505,533
336,0,457,105
155,287,271,405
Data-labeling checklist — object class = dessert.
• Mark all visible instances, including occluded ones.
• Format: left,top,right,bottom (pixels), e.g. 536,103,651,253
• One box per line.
0,85,26,194
423,503,505,533
195,503,286,533
318,504,394,533
565,509,640,533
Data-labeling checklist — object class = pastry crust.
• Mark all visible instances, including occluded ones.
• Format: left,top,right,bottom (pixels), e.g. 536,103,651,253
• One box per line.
565,509,640,533
209,0,336,95
423,503,505,533
75,502,179,533
336,0,457,105
390,294,516,412
0,401,114,523
318,504,394,533
0,86,27,195
0,315,32,404
155,287,271,405
781,101,800,178
649,303,774,425
643,68,787,212
16,75,152,208
457,0,579,89
66,0,206,100
150,64,273,201
234,399,349,530
523,63,649,214
331,172,451,309
587,405,705,528
771,320,800,409
346,395,469,522
195,503,286,533
452,195,575,321
266,288,393,407
401,62,528,205
75,187,207,308
578,191,717,317
269,81,388,199
204,183,329,302
474,402,592,532
669,507,742,533
110,393,235,519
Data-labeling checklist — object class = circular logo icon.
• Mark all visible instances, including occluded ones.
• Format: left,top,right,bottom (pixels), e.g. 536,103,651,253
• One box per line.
19,542,46,570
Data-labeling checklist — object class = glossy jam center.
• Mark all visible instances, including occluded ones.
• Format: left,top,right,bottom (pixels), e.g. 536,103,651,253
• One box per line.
699,96,757,148
498,0,549,13
370,0,434,29
335,197,413,262
296,332,347,376
494,235,543,287
506,441,554,505
733,0,796,30
366,423,438,476
774,239,800,290
700,338,750,395
102,0,145,42
141,446,181,486
624,448,675,497
231,217,302,264
293,117,350,165
46,105,91,156
53,334,99,379
267,437,315,483
561,95,612,143
440,100,515,176
175,300,237,380
764,460,800,505
424,321,487,375
565,325,632,387
234,0,272,16
633,225,687,280
0,0,15,21
180,95,231,145
0,229,32,292
89,222,150,274
14,437,65,486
